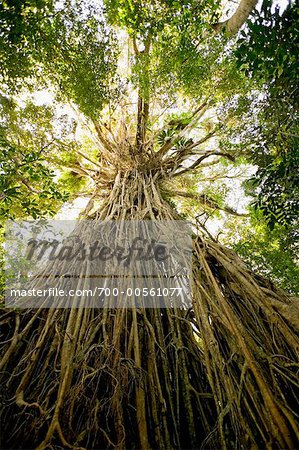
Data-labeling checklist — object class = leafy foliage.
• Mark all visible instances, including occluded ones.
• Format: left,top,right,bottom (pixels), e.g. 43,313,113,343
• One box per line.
0,0,54,89
105,0,244,105
0,0,119,118
105,0,221,38
228,212,299,294
244,142,299,229
0,135,68,219
0,94,70,220
236,0,298,106
235,0,299,230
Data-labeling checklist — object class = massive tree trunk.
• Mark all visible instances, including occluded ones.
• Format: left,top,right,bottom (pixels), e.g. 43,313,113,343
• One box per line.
1,163,299,450
1,101,299,450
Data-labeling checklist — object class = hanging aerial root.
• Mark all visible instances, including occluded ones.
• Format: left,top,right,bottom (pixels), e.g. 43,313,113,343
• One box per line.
192,236,299,449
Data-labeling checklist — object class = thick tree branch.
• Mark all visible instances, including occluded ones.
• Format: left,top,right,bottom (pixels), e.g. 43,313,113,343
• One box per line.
184,131,217,153
162,132,218,174
92,121,119,164
136,97,149,151
133,37,139,56
135,36,151,152
213,0,258,36
157,101,209,159
165,189,248,217
20,178,41,194
173,151,235,177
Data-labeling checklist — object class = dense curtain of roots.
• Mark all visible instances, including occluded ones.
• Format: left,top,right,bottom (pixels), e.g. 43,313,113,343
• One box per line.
1,170,299,450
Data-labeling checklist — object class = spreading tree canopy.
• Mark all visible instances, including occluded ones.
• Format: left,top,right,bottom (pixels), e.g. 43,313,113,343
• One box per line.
0,1,299,449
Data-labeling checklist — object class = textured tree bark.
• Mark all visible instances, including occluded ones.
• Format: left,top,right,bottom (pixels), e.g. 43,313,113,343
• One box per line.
1,110,299,449
1,169,299,450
